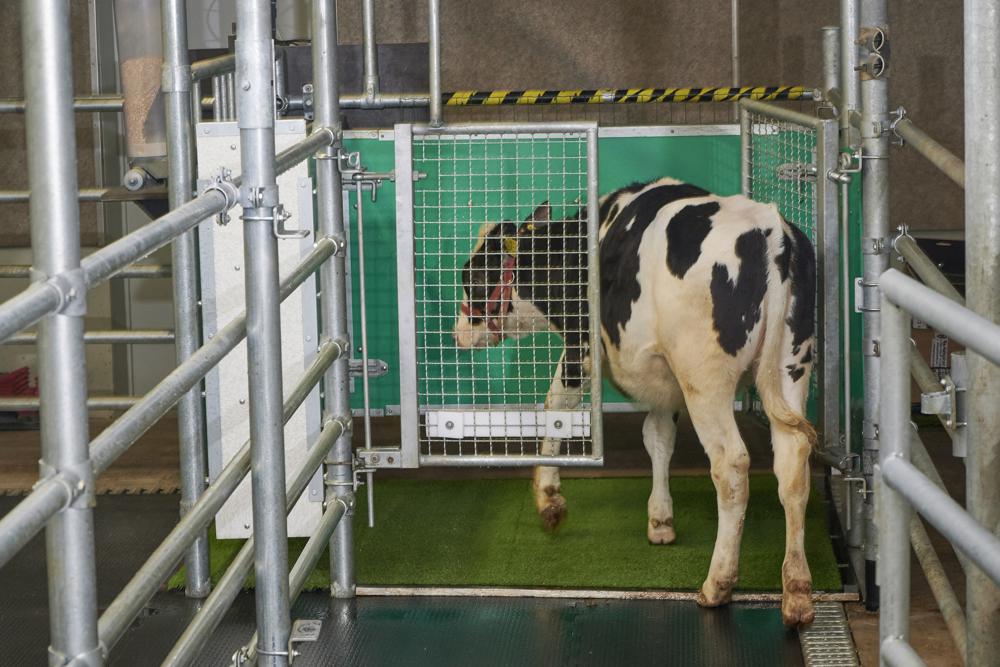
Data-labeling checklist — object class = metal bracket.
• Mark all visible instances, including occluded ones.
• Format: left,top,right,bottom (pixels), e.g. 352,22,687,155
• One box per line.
301,83,314,121
888,106,907,146
861,237,887,256
271,204,308,240
44,268,87,317
202,167,239,226
841,473,867,532
950,352,969,458
856,25,890,80
36,459,93,510
357,447,403,469
920,383,953,419
349,358,389,378
855,277,881,313
890,224,914,257
240,183,279,210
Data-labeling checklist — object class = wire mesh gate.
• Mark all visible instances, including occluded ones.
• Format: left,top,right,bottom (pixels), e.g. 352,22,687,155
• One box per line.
739,100,841,450
394,123,602,467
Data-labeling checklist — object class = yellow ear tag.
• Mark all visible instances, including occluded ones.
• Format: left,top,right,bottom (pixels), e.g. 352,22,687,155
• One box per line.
503,237,518,256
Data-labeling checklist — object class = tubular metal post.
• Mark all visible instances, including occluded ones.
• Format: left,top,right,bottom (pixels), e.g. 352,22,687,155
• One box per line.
236,1,291,663
964,0,1000,658
361,0,379,103
427,0,442,126
860,0,890,611
909,516,967,663
878,296,912,665
822,27,841,99
313,0,356,599
840,0,862,146
21,1,102,664
354,184,375,527
162,0,211,600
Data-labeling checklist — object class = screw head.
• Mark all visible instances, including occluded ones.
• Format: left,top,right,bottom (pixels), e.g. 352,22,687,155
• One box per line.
387,456,395,464
445,420,455,430
554,420,564,429
242,80,251,91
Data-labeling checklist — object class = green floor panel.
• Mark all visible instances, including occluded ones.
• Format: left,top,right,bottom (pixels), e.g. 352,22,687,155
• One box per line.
170,475,840,592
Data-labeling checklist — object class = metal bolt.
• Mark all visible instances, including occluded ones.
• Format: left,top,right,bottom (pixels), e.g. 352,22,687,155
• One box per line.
445,420,455,430
371,454,380,464
239,398,246,405
76,480,85,491
244,523,251,530
554,420,564,429
234,265,241,271
230,144,237,151
387,456,395,464
242,80,251,91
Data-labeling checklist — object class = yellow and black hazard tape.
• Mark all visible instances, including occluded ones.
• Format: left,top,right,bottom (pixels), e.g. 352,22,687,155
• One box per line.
443,86,811,106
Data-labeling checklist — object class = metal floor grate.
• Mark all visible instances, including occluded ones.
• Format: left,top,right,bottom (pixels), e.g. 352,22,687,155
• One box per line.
799,602,860,666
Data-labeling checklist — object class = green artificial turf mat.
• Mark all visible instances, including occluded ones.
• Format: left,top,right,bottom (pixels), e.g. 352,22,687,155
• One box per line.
168,475,841,592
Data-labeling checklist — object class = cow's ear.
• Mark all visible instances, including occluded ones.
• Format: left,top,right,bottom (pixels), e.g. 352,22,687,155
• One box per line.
526,202,551,223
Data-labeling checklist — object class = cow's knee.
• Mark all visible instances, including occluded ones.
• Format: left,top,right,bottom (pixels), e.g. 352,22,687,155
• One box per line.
708,448,750,508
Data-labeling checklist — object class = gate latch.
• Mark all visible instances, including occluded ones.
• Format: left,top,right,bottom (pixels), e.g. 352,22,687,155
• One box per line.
350,358,389,378
776,162,817,182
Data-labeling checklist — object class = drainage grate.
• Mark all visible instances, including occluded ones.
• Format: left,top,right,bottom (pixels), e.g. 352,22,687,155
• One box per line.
799,602,860,666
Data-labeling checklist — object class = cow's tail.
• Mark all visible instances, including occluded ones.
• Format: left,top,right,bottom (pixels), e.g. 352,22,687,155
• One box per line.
754,223,818,450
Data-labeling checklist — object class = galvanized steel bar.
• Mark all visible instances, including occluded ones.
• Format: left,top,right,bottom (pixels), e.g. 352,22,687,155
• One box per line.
4,329,175,345
190,53,236,82
312,0,357,599
880,638,925,667
895,235,964,305
860,0,889,610
21,1,102,664
878,293,913,663
361,0,379,103
818,117,843,453
964,0,1000,656
0,95,124,113
0,188,115,203
909,516,967,663
0,396,138,411
98,342,346,653
0,282,63,345
88,237,338,474
881,270,1000,366
894,119,964,189
394,124,418,469
883,457,1000,587
586,126,604,460
161,415,348,667
81,189,229,287
822,26,841,97
162,0,211,600
840,0,862,145
0,472,75,571
0,263,172,280
236,1,291,661
427,0,442,126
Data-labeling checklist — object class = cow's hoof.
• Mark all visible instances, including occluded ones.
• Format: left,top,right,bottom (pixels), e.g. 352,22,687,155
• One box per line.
781,581,815,627
647,517,676,544
539,500,567,532
696,577,735,608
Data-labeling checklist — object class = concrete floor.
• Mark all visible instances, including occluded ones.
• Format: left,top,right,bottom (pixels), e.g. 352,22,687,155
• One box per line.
0,411,970,665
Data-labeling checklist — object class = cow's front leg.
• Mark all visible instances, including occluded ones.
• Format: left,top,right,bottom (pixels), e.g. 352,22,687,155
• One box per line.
643,410,679,544
532,353,583,531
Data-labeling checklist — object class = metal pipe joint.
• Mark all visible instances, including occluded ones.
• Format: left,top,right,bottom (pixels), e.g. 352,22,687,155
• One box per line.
39,267,87,316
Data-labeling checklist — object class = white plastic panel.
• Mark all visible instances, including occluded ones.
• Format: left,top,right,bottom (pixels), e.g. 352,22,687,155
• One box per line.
197,119,322,539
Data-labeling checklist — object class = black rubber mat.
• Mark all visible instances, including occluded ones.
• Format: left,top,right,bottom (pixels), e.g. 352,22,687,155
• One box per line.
0,495,804,667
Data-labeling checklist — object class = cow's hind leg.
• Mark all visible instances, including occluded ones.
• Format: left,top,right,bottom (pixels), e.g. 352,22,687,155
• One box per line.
532,353,583,531
683,381,750,608
760,340,816,626
643,410,679,544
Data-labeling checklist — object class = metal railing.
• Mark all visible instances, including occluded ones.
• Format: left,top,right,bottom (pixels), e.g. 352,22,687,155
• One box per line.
879,269,1000,666
0,1,355,665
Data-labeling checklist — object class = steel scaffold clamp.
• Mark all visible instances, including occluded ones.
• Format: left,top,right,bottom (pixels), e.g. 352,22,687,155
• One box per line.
34,266,87,317
201,167,239,226
888,107,907,146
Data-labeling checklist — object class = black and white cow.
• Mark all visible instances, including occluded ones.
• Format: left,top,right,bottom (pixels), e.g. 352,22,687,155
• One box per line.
453,177,817,627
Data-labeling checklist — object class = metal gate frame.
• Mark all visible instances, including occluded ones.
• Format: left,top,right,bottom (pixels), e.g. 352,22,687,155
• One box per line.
394,122,603,468
739,99,842,453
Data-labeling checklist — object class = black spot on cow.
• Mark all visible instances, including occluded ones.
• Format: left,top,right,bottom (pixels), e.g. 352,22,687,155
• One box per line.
775,232,793,282
800,345,813,365
600,182,710,346
710,229,769,356
665,202,718,278
786,364,806,382
599,182,647,224
785,223,817,349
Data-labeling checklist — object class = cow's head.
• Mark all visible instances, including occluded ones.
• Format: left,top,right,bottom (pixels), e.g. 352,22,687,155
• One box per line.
452,203,550,348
